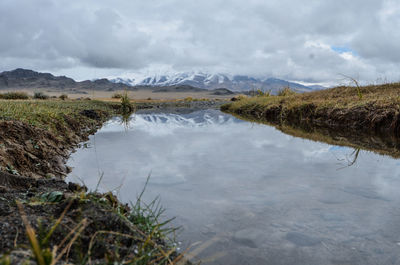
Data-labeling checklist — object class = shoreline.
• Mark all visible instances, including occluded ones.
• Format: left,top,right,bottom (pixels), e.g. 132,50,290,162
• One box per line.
221,83,400,151
226,111,400,159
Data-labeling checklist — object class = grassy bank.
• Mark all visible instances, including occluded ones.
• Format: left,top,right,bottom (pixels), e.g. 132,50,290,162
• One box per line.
0,99,182,264
0,99,115,133
0,99,117,179
222,83,400,136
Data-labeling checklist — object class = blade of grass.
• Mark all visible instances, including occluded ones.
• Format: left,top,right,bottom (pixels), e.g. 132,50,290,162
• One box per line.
16,201,46,265
42,200,73,246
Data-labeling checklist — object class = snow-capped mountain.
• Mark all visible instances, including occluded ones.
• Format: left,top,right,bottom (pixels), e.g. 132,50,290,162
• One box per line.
109,72,322,93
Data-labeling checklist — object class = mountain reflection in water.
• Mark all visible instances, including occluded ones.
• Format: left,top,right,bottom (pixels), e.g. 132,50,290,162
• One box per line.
68,109,400,265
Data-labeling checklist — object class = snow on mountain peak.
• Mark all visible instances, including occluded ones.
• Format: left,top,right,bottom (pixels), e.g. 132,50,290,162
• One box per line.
108,72,323,92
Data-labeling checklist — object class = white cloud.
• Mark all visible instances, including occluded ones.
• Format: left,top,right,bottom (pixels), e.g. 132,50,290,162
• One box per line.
0,0,399,84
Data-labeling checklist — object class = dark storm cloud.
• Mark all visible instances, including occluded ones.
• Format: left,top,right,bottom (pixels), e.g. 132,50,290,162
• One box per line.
0,0,399,83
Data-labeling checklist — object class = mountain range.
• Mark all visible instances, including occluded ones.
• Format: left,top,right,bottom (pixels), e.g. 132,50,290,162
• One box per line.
0,69,324,94
110,72,324,93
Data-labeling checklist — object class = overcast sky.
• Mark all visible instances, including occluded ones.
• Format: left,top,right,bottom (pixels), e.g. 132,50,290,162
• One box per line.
0,0,399,84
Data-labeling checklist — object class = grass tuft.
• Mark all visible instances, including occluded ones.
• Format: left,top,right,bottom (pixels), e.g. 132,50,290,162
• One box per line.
121,91,134,114
129,175,177,238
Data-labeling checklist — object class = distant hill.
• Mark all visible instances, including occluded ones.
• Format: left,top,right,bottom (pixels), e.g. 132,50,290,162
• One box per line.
0,68,131,91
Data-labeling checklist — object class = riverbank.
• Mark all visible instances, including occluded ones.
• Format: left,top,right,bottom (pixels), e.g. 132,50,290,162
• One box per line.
221,83,400,136
229,111,400,160
0,99,192,264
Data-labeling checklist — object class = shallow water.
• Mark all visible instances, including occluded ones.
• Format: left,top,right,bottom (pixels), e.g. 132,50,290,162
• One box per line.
67,109,400,265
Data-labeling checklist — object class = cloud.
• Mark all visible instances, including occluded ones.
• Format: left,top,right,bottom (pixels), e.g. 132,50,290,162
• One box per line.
0,0,399,83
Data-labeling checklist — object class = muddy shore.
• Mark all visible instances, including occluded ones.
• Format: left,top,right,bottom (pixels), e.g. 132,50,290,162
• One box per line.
0,100,223,264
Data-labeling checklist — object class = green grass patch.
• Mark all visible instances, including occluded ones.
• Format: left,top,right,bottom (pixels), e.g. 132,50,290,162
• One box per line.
0,99,115,133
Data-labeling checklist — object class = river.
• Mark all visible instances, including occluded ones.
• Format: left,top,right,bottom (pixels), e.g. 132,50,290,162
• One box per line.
67,109,400,265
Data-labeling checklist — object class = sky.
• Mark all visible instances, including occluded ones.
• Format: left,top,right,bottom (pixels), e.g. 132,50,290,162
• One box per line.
0,0,399,85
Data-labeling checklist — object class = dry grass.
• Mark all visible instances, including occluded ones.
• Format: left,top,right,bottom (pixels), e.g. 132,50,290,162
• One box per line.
224,82,400,112
297,82,400,107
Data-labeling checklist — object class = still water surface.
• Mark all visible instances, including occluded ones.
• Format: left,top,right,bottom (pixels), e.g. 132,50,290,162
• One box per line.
67,109,400,265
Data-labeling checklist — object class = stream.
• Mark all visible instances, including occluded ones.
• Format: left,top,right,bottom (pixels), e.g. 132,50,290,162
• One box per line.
67,109,400,265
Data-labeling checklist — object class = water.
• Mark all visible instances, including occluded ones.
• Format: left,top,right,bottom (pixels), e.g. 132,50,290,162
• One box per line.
67,109,400,265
